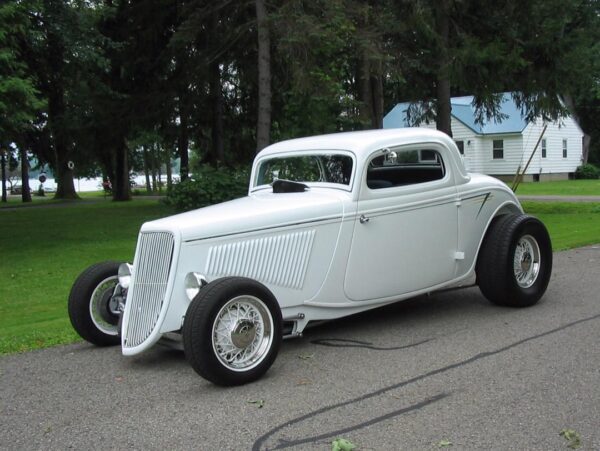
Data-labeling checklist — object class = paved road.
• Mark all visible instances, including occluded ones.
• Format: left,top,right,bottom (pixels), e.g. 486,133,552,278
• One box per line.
2,245,599,450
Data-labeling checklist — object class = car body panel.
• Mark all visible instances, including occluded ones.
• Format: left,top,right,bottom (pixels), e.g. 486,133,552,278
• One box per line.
120,128,522,356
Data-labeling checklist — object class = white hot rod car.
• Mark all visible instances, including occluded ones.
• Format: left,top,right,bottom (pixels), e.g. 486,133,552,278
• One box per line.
68,129,552,385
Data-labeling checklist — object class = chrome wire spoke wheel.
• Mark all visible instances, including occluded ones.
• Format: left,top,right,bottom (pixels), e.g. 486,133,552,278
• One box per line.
212,295,274,372
89,275,120,336
513,234,541,289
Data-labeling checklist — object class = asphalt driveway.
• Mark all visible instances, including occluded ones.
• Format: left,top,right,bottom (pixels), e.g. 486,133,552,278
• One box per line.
1,245,599,450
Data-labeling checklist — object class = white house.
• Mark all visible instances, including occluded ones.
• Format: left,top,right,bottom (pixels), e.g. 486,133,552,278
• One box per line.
383,93,584,181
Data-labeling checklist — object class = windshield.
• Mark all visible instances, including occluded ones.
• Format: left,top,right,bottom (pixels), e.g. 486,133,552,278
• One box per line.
255,154,353,187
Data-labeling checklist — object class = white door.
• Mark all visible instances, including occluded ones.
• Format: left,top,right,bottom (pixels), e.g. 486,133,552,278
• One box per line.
344,146,458,301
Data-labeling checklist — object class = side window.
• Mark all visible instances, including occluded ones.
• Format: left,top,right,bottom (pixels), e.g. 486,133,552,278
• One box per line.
367,148,446,189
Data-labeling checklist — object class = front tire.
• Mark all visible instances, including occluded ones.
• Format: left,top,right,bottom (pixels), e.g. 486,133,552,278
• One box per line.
68,261,122,346
477,214,552,307
182,277,282,386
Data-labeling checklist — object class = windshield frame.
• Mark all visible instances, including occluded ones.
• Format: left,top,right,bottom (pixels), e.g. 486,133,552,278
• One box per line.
250,149,357,193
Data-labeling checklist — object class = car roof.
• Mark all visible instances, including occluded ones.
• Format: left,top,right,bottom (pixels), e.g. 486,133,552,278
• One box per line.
257,128,456,161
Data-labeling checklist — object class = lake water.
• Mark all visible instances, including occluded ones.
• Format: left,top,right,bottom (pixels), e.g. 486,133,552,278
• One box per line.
24,176,150,192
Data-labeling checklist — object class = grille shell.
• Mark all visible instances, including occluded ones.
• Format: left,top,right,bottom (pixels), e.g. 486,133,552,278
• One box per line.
122,232,175,350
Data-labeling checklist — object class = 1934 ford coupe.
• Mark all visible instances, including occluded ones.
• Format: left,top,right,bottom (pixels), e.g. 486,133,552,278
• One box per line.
68,128,552,385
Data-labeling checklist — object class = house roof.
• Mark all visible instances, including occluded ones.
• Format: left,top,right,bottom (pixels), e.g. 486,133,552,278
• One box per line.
383,93,528,135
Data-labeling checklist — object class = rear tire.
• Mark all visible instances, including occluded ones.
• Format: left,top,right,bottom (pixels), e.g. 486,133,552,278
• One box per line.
477,214,552,307
68,261,122,346
183,277,282,386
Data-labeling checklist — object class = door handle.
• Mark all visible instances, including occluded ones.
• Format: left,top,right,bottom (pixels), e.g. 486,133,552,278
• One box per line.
359,214,370,224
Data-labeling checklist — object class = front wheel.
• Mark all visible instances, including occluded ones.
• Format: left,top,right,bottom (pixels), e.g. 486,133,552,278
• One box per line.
477,214,552,307
182,277,282,386
68,261,122,346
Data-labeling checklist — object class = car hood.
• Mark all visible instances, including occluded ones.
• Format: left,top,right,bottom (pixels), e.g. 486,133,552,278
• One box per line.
141,189,346,241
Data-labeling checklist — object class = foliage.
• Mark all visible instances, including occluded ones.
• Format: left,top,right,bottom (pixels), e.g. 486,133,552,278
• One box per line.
559,429,581,449
575,164,600,180
331,438,356,451
0,2,44,141
2,0,600,202
163,165,250,212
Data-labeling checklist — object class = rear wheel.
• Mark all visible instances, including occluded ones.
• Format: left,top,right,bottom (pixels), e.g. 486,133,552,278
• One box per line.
68,261,122,346
477,214,552,307
183,277,282,386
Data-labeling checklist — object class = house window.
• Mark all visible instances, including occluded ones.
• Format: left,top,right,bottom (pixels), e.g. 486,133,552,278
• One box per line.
493,140,504,159
455,140,464,155
541,139,547,158
562,139,568,158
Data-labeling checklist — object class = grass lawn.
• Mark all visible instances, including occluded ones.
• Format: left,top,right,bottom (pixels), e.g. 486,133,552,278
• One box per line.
0,199,171,355
514,179,600,196
1,199,598,355
522,202,600,251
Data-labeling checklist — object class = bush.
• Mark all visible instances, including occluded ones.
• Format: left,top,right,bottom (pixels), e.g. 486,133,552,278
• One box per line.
575,163,600,179
163,165,250,212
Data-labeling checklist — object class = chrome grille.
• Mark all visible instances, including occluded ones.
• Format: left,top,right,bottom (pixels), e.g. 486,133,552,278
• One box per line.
123,232,174,349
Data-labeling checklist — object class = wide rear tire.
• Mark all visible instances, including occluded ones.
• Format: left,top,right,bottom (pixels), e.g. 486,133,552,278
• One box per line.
477,214,552,307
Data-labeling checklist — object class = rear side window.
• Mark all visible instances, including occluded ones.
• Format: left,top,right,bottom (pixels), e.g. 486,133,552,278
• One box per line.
367,148,445,189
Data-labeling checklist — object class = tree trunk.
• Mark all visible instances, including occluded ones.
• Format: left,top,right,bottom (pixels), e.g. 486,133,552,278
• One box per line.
143,145,151,192
178,97,190,181
20,146,32,203
45,0,77,199
1,151,6,203
209,59,225,163
359,52,373,128
370,66,384,128
561,93,590,164
112,139,130,201
166,154,172,190
434,1,452,137
255,0,271,152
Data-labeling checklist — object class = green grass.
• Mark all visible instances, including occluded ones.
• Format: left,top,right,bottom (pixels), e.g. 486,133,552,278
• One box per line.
522,202,600,250
0,199,598,355
514,179,600,196
0,199,171,354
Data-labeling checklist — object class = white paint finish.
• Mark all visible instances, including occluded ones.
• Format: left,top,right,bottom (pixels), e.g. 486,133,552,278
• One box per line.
344,189,458,300
141,189,345,241
120,128,527,353
204,229,315,290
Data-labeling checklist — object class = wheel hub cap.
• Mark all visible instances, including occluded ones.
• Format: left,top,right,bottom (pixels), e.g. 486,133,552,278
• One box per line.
513,235,541,289
212,296,274,371
231,320,257,348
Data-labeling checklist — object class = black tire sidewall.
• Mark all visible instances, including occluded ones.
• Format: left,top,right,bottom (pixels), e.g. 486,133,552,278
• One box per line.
68,261,122,346
504,218,552,305
183,277,282,386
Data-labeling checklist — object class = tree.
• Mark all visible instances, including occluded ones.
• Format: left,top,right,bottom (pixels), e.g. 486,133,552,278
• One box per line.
0,2,44,202
255,0,271,152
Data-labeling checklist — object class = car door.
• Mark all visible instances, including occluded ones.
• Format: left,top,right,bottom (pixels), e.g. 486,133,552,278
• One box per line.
344,144,458,301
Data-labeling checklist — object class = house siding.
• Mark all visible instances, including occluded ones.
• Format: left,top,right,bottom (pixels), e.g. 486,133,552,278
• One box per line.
391,108,583,180
521,117,583,177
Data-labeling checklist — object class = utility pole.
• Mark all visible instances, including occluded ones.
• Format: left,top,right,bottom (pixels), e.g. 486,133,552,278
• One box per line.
1,147,7,203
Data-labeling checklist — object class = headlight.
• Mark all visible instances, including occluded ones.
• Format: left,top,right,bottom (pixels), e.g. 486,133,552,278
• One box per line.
185,272,208,300
118,263,133,289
